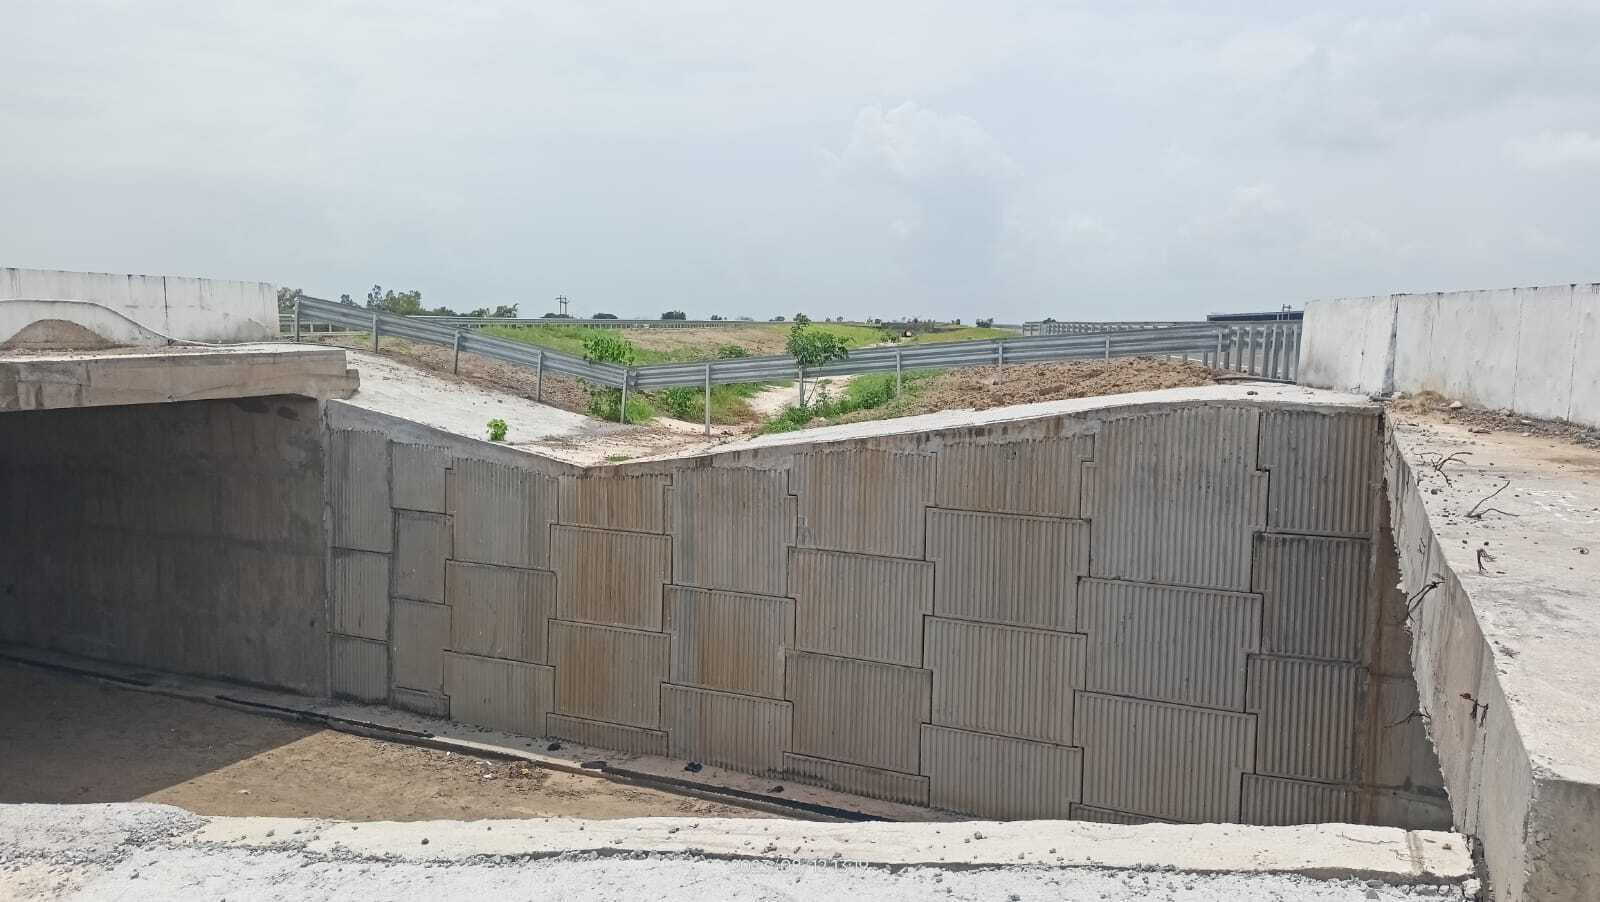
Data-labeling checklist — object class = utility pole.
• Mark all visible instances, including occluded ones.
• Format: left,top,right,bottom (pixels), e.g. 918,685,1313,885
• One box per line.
556,295,570,317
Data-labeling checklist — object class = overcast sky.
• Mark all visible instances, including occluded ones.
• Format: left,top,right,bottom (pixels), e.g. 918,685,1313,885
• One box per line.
5,2,1599,321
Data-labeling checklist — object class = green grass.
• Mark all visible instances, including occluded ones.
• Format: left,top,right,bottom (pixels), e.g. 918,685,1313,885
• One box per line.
757,371,935,434
478,324,689,364
895,326,1018,344
651,382,770,425
807,322,887,347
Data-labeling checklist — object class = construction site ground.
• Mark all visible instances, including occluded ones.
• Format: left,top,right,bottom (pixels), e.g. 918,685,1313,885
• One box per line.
0,664,770,822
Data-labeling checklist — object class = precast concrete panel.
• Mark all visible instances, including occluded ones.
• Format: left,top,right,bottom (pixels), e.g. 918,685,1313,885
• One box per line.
442,650,554,736
1240,774,1358,826
934,435,1093,517
663,585,793,699
662,683,791,773
547,713,669,756
391,687,449,717
446,458,555,569
550,620,669,728
670,467,793,596
330,430,392,553
330,549,389,641
926,508,1087,631
550,525,671,630
789,548,932,666
920,725,1082,819
793,448,934,558
1084,408,1264,591
391,598,449,692
1246,654,1363,783
1076,692,1255,823
1253,534,1371,662
924,617,1084,744
390,442,448,513
1078,579,1260,711
557,474,668,532
391,510,448,603
781,753,930,806
446,561,555,664
331,635,388,702
784,650,930,773
1068,804,1175,825
1259,410,1379,537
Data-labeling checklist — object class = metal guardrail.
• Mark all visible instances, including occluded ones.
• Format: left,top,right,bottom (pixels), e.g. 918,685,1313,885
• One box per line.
295,296,1301,426
410,315,771,330
1019,320,1191,336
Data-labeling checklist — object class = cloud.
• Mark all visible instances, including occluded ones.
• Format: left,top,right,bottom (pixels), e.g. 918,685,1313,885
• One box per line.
1508,131,1600,170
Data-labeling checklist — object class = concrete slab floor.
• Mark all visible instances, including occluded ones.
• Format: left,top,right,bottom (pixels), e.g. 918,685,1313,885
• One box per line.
0,803,1477,901
0,664,770,821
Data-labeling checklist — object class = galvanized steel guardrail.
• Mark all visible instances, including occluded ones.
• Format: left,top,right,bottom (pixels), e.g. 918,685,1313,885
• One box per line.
295,295,1301,422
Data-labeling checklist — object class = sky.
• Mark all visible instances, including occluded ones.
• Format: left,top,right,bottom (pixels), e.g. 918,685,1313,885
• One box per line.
5,1,1600,322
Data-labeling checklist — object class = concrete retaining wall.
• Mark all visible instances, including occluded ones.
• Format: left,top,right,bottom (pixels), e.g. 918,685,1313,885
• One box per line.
1298,282,1600,426
327,395,1447,827
0,268,278,346
0,397,329,694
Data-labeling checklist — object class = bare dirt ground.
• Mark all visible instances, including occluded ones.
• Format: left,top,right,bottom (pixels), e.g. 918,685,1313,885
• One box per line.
1390,389,1600,449
909,359,1219,413
621,325,791,356
0,666,772,821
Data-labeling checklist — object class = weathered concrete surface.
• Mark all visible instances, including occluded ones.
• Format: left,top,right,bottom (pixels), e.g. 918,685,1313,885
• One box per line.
1300,282,1600,427
0,267,277,345
0,396,330,694
0,803,1476,902
1386,414,1600,900
0,345,357,411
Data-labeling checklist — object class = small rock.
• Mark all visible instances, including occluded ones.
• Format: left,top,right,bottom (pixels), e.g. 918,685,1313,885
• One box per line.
684,762,703,773
546,742,562,752
421,838,429,845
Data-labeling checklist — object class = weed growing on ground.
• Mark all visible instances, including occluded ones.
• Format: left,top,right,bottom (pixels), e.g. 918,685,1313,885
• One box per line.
486,418,508,442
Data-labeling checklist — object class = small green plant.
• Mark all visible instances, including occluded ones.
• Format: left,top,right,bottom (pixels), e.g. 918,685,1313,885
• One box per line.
486,418,508,442
716,344,749,359
581,332,637,366
786,322,850,405
658,386,702,420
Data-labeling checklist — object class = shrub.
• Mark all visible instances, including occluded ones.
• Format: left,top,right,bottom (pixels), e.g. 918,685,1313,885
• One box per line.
582,332,636,365
486,418,508,442
716,344,749,359
658,386,701,420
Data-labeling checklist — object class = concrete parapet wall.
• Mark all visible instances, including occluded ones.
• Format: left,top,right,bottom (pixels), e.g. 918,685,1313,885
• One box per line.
1299,282,1600,426
325,392,1447,829
0,267,278,346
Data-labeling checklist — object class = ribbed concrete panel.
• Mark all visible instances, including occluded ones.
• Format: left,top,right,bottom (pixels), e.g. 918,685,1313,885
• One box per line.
391,598,449,692
1079,579,1260,711
1253,534,1371,662
330,429,391,553
390,442,448,513
1069,804,1176,825
392,510,448,603
442,650,554,736
926,508,1087,631
789,548,932,666
1240,774,1358,826
330,635,388,702
785,650,931,773
1246,654,1364,783
663,586,793,699
1259,409,1379,537
1077,692,1255,823
547,713,669,757
793,448,934,558
921,725,1082,819
391,687,449,718
924,617,1083,744
551,621,670,728
446,458,555,569
557,474,668,533
782,753,930,806
1084,408,1264,591
662,684,791,773
330,549,389,641
550,525,671,630
671,467,793,596
934,435,1093,517
447,561,555,664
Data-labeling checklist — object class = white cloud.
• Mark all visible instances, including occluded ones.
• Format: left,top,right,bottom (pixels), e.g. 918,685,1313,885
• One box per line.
1508,131,1600,170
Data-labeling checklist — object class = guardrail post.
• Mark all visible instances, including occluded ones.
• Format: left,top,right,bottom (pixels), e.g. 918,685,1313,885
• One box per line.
1103,334,1111,362
895,349,903,395
620,372,629,424
1214,330,1223,370
292,299,301,343
452,330,462,374
704,362,712,437
536,351,544,401
371,312,380,351
997,341,1005,370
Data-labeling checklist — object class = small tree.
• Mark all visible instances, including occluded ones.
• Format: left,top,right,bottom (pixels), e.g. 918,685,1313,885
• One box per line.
581,333,643,422
276,287,303,312
786,323,850,406
660,310,687,320
491,304,519,318
339,293,355,306
593,312,618,319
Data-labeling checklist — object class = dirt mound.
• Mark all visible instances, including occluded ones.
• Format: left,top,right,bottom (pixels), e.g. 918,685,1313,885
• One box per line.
907,358,1218,414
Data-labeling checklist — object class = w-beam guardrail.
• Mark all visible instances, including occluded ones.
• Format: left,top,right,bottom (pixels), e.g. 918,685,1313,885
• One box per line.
295,296,1301,425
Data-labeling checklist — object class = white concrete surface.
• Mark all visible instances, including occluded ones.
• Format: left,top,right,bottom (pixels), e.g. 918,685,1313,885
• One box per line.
1300,282,1600,426
0,267,277,345
0,803,1477,901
